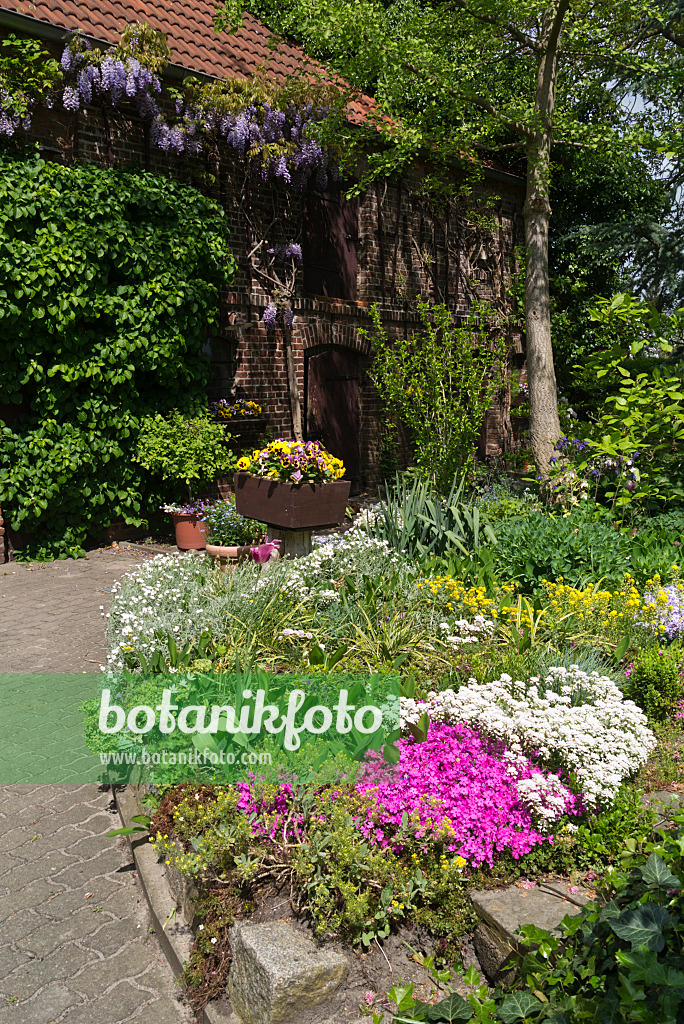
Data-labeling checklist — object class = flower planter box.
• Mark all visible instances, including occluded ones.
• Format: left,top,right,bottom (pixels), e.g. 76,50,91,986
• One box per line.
171,513,207,550
213,416,267,430
234,473,350,530
205,542,252,570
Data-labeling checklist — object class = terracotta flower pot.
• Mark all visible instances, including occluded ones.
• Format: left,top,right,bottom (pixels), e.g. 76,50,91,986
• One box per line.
171,513,207,550
234,473,351,530
205,542,252,570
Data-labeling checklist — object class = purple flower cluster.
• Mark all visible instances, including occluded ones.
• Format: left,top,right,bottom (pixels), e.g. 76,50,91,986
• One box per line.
60,43,162,119
160,498,214,516
150,98,332,188
263,301,278,332
355,724,577,867
267,242,302,265
554,436,591,455
644,584,684,641
0,90,24,136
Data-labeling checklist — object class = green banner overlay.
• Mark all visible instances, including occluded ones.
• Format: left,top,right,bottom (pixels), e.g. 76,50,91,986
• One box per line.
0,672,400,785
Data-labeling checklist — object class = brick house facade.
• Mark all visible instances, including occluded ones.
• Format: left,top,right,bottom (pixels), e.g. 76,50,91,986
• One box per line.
0,0,525,521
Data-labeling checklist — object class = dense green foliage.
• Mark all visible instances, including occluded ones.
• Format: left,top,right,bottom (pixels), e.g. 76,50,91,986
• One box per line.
549,146,671,389
0,34,62,127
625,644,684,723
134,412,236,497
492,505,681,590
0,155,236,558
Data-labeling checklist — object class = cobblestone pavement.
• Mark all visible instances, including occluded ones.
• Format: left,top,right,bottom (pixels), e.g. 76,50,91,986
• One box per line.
0,548,192,1023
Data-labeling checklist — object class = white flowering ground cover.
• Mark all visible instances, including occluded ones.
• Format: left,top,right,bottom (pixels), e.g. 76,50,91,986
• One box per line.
401,666,656,808
106,532,432,670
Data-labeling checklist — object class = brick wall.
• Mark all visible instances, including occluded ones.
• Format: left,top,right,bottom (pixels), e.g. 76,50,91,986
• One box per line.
5,32,527,494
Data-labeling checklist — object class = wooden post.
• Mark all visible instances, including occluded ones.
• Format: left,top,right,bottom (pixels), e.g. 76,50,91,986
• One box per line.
283,324,303,442
267,527,312,558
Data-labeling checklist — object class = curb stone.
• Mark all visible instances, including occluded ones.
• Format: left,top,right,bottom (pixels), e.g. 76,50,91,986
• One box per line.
470,882,590,984
115,787,360,1024
115,786,241,1024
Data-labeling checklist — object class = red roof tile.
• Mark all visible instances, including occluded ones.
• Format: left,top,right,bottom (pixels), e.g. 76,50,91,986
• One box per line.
0,0,373,119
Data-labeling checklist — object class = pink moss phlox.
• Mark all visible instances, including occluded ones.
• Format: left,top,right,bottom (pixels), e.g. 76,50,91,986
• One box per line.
235,781,304,841
355,723,577,868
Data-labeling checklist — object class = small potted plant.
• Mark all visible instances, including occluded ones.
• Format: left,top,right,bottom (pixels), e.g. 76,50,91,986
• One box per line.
134,411,236,550
234,439,350,530
203,498,265,569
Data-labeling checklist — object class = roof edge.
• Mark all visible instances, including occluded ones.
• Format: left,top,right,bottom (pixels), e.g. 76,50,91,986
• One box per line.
483,165,526,188
0,8,210,82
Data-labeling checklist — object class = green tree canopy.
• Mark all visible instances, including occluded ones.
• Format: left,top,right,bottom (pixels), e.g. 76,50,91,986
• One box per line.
217,0,675,473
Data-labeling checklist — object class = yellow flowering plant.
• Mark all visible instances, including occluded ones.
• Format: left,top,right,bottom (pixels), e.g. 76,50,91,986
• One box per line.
540,569,683,646
417,569,683,652
236,438,345,483
211,398,262,419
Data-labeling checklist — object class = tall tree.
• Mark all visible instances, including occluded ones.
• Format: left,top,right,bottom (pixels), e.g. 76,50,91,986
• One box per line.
216,0,666,474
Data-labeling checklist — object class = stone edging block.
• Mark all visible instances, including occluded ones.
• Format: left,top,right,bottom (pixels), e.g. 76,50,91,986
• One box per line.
115,786,350,1024
115,785,241,1024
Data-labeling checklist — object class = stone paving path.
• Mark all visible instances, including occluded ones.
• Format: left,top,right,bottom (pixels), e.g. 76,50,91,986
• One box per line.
0,548,192,1024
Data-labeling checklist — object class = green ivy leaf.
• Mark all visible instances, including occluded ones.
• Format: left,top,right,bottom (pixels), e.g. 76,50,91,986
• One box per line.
639,853,682,890
497,990,544,1022
610,903,670,951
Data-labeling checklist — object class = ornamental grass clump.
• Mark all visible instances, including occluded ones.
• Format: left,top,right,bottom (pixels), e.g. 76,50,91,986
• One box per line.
236,439,344,482
355,724,577,867
401,666,656,808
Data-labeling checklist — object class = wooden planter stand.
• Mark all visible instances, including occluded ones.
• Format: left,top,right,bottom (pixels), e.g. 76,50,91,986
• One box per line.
234,473,350,558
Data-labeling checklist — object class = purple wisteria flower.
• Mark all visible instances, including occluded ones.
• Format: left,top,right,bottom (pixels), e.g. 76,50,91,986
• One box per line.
268,242,302,265
62,86,81,113
263,302,277,332
0,90,23,137
60,44,162,119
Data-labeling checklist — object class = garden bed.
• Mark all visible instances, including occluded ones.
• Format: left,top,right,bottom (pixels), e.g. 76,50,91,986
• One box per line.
95,479,684,1022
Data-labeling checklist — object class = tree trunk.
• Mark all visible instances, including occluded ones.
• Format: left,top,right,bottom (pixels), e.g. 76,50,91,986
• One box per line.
523,135,560,476
523,1,568,477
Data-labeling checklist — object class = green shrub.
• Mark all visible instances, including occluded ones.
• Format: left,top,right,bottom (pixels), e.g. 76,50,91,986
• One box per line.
0,154,236,559
624,643,684,722
365,298,508,488
134,411,235,499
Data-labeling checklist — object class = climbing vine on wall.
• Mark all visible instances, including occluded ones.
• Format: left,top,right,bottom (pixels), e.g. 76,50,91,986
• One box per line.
0,154,237,559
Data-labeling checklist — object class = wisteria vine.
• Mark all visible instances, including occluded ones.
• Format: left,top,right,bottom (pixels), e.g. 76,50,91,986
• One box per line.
60,31,163,120
53,23,338,191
